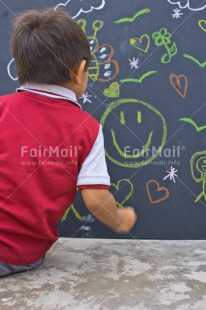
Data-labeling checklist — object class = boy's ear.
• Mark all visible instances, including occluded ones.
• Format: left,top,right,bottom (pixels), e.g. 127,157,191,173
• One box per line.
72,60,86,85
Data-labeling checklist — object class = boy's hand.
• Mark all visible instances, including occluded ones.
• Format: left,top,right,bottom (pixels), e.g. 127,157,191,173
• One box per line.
81,189,137,233
115,207,137,233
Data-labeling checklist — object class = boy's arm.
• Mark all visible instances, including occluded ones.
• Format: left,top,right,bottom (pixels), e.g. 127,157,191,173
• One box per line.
77,124,137,233
81,189,137,233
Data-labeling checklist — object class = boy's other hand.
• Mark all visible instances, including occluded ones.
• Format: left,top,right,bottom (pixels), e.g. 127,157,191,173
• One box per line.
115,207,137,233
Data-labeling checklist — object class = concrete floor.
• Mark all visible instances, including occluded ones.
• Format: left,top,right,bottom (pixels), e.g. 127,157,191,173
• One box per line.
1,239,206,310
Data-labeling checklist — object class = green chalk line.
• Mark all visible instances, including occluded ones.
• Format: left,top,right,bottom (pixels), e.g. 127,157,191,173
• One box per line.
114,8,151,24
120,71,157,84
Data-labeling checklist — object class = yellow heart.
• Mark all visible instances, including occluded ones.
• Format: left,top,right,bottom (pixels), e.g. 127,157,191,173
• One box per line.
198,20,206,32
103,82,120,98
130,34,150,53
110,179,134,208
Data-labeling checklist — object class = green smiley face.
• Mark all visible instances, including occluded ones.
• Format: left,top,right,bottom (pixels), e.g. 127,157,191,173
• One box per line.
100,98,167,168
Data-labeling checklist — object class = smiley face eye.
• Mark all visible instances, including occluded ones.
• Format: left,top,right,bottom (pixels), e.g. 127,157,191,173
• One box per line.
137,111,142,124
120,111,125,125
120,111,142,124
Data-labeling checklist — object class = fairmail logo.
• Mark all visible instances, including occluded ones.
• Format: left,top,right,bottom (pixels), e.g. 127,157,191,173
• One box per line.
124,145,185,158
21,145,82,158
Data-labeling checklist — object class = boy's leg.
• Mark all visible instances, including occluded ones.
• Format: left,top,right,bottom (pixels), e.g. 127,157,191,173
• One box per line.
0,256,45,277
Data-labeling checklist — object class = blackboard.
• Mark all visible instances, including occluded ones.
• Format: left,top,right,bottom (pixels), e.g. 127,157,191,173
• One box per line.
1,0,206,239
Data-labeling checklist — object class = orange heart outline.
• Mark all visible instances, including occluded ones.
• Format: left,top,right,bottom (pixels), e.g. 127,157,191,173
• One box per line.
146,180,169,204
169,74,188,99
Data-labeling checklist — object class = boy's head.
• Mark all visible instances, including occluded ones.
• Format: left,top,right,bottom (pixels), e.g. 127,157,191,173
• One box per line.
11,8,91,87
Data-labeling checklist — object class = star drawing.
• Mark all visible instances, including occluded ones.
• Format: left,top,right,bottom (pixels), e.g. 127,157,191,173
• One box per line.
129,57,140,69
163,166,178,183
172,8,183,19
80,92,92,103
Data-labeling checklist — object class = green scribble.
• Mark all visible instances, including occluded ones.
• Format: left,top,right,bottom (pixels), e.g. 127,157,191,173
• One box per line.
114,9,151,24
120,71,157,84
183,54,206,68
152,28,177,63
179,118,206,132
61,204,83,222
190,151,206,202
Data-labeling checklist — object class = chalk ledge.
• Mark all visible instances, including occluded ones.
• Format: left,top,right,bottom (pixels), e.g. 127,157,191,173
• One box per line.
1,238,206,310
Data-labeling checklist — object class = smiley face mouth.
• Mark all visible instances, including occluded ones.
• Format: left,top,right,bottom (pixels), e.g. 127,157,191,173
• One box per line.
111,129,154,158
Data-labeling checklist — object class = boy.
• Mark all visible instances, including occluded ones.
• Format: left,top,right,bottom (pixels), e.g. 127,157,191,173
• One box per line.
0,8,137,277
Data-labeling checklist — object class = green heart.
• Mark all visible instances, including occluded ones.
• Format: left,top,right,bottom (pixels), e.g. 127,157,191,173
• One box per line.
110,179,134,208
103,82,120,98
198,20,206,32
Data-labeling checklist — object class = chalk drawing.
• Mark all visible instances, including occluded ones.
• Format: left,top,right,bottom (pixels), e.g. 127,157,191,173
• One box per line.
78,19,119,82
163,166,178,183
79,225,96,238
80,92,92,103
146,180,170,204
137,111,142,124
62,204,83,222
130,34,150,53
54,0,105,19
120,71,157,84
129,57,139,69
100,99,167,168
111,128,153,159
103,82,120,98
169,74,188,98
190,151,206,202
183,54,206,68
198,20,206,32
167,0,206,11
7,58,18,81
114,8,151,24
110,179,134,208
179,118,206,132
77,214,95,238
120,111,126,125
152,28,177,63
172,8,183,18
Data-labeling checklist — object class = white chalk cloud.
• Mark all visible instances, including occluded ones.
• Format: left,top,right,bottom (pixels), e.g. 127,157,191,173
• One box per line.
167,0,206,11
55,0,105,18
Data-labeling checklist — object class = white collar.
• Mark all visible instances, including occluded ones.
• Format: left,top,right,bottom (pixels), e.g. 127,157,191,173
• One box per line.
16,84,81,109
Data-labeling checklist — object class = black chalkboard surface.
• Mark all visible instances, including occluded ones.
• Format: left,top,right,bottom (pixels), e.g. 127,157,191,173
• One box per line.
1,0,206,239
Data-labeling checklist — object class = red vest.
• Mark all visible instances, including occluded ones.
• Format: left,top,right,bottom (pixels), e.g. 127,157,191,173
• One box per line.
0,91,99,265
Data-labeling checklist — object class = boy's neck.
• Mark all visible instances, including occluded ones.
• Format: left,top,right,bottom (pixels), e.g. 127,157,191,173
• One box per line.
57,82,80,99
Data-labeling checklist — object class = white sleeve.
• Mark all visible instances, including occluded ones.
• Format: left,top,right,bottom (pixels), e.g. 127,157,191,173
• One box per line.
77,125,110,187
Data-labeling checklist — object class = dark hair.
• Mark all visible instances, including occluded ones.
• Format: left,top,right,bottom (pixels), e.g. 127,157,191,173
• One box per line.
11,8,91,85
